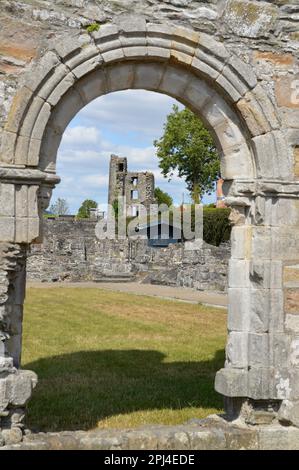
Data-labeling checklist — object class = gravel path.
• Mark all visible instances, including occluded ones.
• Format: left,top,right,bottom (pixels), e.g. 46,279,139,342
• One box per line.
27,281,227,308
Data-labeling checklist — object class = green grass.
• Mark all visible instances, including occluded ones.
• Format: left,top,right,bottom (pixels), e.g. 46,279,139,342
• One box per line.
22,288,227,432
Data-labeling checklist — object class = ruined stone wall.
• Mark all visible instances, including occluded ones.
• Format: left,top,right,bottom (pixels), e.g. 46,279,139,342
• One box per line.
27,218,230,291
1,0,298,143
108,155,156,216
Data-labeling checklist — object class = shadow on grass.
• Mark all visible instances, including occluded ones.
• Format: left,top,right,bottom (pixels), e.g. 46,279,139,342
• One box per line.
24,348,225,432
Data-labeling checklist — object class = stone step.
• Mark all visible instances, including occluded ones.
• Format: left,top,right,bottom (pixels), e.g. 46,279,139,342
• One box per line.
93,274,136,283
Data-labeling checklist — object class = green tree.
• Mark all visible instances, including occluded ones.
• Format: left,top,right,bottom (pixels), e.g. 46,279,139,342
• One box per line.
154,187,173,207
77,199,98,218
154,105,220,204
49,198,70,216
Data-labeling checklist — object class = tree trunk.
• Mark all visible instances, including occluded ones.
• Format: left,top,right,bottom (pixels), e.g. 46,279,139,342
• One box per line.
191,182,201,204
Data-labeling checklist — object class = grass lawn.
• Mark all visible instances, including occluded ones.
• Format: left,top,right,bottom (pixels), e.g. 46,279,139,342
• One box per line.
22,287,227,432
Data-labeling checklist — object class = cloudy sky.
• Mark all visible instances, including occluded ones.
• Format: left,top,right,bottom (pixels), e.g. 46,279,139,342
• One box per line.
53,89,215,214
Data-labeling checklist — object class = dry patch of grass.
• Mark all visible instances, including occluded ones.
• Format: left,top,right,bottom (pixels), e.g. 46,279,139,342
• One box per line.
22,287,227,432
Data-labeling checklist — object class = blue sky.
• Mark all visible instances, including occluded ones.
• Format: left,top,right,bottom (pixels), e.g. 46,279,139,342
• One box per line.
53,89,216,214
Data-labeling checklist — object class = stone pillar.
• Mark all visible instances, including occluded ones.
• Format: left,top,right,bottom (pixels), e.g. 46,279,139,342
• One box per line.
0,173,57,445
215,181,299,427
0,243,37,446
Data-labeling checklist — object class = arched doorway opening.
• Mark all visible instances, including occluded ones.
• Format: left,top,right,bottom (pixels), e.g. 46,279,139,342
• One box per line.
0,21,293,440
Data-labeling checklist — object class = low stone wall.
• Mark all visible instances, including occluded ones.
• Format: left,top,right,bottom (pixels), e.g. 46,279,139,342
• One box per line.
27,219,230,291
2,416,299,450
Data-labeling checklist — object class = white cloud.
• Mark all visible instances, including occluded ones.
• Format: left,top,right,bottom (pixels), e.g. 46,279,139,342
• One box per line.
62,126,101,147
78,89,182,141
80,174,109,187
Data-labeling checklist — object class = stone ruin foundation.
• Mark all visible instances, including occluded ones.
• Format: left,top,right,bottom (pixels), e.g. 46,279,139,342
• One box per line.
26,218,230,292
1,0,299,449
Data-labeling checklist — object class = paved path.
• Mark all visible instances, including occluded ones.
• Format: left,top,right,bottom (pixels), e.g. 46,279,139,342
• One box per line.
27,281,227,308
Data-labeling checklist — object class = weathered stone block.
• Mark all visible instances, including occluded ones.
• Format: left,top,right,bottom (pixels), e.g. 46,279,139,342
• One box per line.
285,288,299,315
278,400,299,428
28,186,39,218
220,143,254,179
248,333,269,367
187,429,226,450
39,127,62,172
92,24,119,43
1,428,23,446
285,314,299,333
28,217,41,243
258,425,299,450
72,54,103,80
251,227,272,260
101,48,125,64
106,63,135,92
28,137,42,167
250,260,282,289
226,331,248,368
275,74,299,109
48,89,84,134
0,184,15,217
183,76,213,111
215,368,248,397
0,378,9,412
15,185,28,218
228,259,250,288
6,370,37,407
0,131,17,165
197,32,230,62
4,86,33,135
19,95,45,139
31,102,51,141
220,56,257,99
47,73,75,107
215,74,242,103
227,288,250,331
230,225,252,259
248,367,274,399
23,52,61,95
237,84,279,136
117,15,147,34
133,63,165,91
274,369,291,400
51,32,91,61
270,289,284,332
76,69,107,105
284,263,299,289
223,0,278,39
15,218,28,243
250,288,270,333
158,66,190,99
252,131,292,179
0,217,15,241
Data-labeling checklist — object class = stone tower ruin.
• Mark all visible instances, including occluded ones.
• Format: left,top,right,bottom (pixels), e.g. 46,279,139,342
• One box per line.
108,154,156,217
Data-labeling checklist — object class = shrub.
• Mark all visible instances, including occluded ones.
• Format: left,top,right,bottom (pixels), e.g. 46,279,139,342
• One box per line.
203,207,231,246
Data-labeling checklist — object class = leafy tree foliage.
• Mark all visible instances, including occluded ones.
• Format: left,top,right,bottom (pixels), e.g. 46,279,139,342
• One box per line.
77,199,98,218
154,187,173,207
154,105,220,204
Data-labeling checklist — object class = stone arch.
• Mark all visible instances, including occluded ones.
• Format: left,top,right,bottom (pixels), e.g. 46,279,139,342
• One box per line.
1,20,285,183
1,18,299,444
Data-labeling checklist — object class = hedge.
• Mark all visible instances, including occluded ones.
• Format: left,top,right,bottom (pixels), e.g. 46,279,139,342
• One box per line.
202,207,231,246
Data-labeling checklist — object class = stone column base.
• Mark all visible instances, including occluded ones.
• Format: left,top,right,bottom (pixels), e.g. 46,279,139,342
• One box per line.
0,369,37,446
